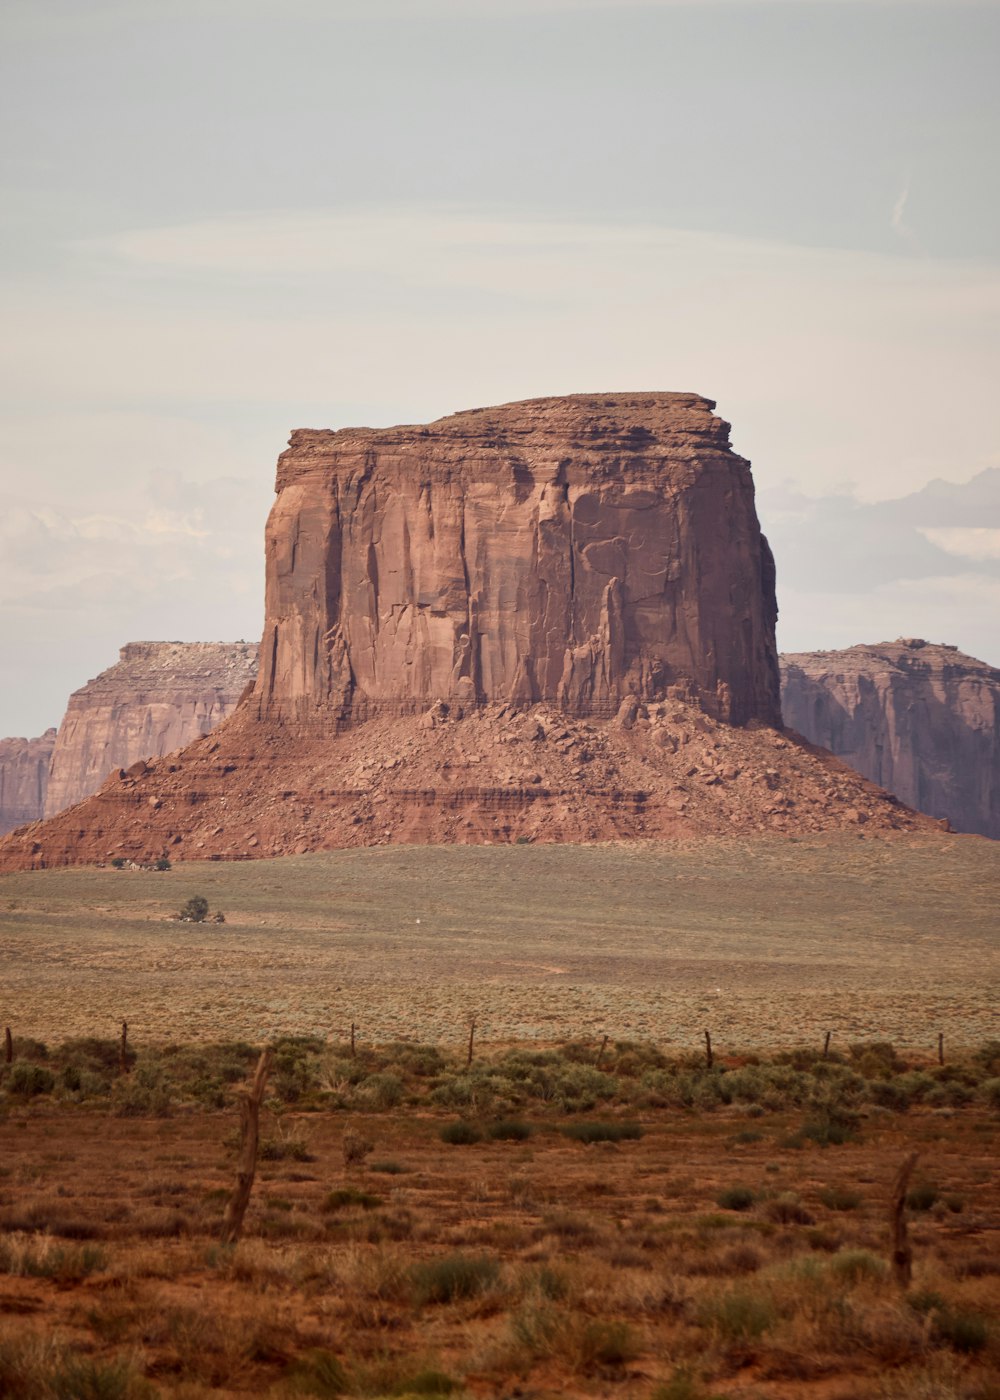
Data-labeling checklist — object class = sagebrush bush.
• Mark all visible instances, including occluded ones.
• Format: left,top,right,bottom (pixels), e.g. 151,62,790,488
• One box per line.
439,1120,482,1145
561,1121,642,1144
411,1253,500,1305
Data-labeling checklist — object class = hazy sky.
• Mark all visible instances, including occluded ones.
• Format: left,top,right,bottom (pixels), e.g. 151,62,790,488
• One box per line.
2,0,998,735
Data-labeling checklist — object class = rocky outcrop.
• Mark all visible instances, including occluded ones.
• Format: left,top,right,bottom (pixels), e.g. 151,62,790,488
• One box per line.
0,730,56,836
0,394,937,871
257,393,781,727
44,642,258,817
781,639,1000,839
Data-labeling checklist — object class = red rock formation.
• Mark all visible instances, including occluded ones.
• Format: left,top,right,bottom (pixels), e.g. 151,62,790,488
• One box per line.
781,639,1000,839
44,642,258,817
0,394,937,871
257,393,781,727
0,730,55,836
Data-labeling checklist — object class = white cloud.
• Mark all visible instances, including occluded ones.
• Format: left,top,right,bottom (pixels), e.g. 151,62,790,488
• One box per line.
919,527,1000,561
4,208,996,507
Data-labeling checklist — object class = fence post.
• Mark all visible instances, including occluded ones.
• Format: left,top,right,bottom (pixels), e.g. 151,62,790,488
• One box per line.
703,1029,713,1070
220,1047,273,1246
890,1151,919,1288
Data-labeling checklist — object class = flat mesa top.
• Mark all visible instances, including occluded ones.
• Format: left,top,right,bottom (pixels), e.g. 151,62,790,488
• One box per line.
283,391,728,452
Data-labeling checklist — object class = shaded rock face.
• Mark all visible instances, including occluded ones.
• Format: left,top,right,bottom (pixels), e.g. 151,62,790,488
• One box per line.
0,730,56,836
256,393,781,728
781,639,1000,839
44,642,258,817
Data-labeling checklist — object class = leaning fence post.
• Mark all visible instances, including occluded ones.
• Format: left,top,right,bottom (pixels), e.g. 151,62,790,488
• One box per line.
703,1029,713,1069
823,1030,832,1059
220,1047,273,1246
467,1016,477,1068
596,1033,609,1068
4,1027,11,1065
937,1033,944,1066
890,1151,919,1288
120,1020,130,1075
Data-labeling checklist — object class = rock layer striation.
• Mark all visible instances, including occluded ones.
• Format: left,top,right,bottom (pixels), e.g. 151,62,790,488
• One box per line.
44,642,258,817
781,639,1000,839
257,393,781,727
0,730,56,836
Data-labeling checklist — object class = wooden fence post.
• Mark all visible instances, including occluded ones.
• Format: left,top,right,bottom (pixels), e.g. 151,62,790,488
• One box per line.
4,1027,11,1065
350,1022,356,1059
890,1151,919,1289
703,1029,713,1070
467,1016,477,1068
937,1033,944,1066
823,1030,832,1059
120,1020,129,1075
596,1033,609,1068
220,1047,273,1246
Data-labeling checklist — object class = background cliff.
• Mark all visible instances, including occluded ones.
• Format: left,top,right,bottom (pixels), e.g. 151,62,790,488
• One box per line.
0,730,56,836
43,642,258,818
781,639,1000,839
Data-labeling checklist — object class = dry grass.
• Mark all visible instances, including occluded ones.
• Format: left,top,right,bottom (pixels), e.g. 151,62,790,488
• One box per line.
1,834,997,1047
0,1076,997,1398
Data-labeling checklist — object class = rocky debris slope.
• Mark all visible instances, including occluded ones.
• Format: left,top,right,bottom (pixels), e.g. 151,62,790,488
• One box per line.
0,730,56,836
44,642,258,818
781,639,1000,839
0,394,938,871
0,696,933,869
256,392,781,727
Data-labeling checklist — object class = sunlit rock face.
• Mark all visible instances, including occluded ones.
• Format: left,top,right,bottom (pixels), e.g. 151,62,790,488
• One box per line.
781,639,1000,839
255,393,781,729
44,642,258,817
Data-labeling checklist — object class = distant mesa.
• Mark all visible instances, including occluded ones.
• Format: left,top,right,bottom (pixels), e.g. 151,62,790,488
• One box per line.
0,643,257,836
0,393,935,870
0,730,56,838
781,639,1000,840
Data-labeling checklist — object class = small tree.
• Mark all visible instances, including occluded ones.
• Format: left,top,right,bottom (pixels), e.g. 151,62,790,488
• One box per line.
154,855,172,871
180,895,210,923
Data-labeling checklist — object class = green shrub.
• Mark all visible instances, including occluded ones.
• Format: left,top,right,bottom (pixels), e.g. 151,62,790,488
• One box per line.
575,1318,639,1370
716,1186,755,1211
561,1120,642,1144
363,1071,405,1109
370,1160,407,1175
411,1253,500,1305
764,1191,813,1225
5,1062,55,1098
258,1131,312,1162
931,1305,989,1354
439,1120,482,1145
110,1062,171,1118
388,1368,459,1395
486,1118,533,1141
179,895,209,922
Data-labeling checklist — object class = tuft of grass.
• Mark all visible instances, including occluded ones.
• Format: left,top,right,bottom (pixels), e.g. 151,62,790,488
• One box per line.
411,1253,500,1305
818,1185,862,1211
700,1288,777,1341
322,1188,381,1213
930,1305,990,1354
561,1120,642,1144
906,1180,940,1212
828,1248,888,1285
287,1348,350,1397
716,1185,755,1212
369,1160,408,1175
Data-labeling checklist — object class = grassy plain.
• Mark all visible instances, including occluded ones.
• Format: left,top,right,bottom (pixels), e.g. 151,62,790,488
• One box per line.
1,834,997,1050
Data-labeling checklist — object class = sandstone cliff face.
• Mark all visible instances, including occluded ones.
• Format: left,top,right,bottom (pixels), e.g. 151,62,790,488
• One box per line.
0,730,55,836
0,395,936,872
256,393,781,727
781,640,1000,839
44,642,258,817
